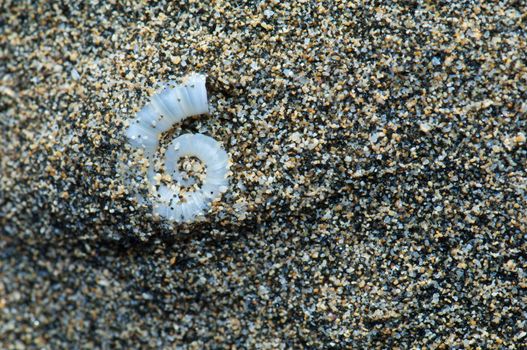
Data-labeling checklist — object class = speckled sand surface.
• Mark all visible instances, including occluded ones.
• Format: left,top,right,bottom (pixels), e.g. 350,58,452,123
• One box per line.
1,1,527,348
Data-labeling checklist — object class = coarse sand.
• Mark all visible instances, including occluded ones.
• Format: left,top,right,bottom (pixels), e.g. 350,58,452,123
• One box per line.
1,1,526,348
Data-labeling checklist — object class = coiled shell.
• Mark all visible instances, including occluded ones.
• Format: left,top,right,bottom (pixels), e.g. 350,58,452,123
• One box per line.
125,74,229,222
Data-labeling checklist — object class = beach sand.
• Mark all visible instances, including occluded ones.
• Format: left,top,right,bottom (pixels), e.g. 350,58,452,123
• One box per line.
1,1,526,348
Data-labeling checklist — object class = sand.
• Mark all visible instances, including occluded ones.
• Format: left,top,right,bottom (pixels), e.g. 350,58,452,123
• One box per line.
1,1,526,348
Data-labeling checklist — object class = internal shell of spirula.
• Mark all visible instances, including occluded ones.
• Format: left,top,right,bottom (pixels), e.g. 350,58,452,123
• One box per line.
125,73,229,222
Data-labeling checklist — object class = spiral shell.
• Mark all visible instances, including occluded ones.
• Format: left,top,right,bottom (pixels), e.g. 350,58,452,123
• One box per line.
125,73,209,155
125,74,229,222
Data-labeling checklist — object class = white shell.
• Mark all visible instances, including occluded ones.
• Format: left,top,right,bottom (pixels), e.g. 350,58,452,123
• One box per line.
125,74,229,222
125,73,208,152
152,134,229,222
